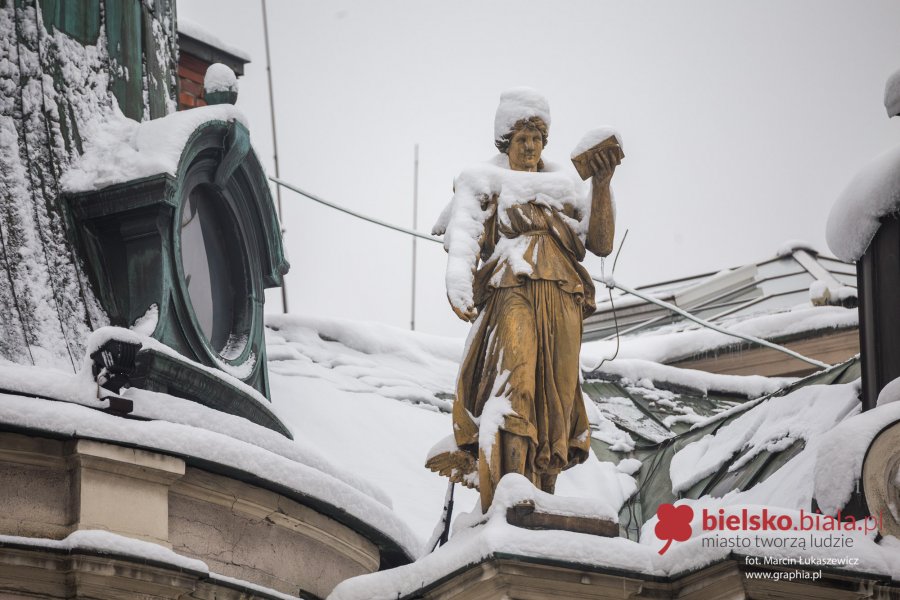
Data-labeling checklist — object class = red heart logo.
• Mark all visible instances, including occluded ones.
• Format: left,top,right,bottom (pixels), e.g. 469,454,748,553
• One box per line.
655,503,694,555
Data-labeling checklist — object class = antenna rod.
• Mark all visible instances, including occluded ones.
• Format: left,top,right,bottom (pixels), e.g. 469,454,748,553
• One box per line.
411,144,419,330
261,0,289,314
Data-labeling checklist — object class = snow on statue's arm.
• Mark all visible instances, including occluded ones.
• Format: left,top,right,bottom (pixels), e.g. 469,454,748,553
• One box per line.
440,168,497,322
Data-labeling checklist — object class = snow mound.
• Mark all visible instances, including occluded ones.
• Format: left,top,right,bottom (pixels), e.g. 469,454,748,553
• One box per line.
494,87,551,141
571,127,624,158
826,144,900,261
204,63,238,94
814,400,900,515
61,104,248,193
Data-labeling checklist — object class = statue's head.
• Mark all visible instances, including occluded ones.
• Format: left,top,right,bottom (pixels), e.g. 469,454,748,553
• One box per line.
494,88,551,172
497,117,548,172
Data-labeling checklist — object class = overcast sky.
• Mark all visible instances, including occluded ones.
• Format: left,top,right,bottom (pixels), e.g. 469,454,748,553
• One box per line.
180,1,900,338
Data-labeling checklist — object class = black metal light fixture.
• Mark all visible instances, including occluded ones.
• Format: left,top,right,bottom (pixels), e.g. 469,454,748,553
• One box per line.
90,339,142,415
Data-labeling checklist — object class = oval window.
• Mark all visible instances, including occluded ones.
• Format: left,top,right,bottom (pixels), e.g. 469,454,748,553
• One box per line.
179,184,249,360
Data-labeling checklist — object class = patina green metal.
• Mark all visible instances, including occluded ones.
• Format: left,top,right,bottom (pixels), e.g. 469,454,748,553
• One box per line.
66,119,290,435
40,0,100,44
205,89,239,107
133,347,292,438
105,0,143,120
141,0,177,119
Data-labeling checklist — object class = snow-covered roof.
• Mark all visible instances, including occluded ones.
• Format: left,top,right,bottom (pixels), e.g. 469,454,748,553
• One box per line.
177,18,251,63
612,359,868,536
582,358,792,446
582,246,858,365
61,104,249,193
827,144,900,262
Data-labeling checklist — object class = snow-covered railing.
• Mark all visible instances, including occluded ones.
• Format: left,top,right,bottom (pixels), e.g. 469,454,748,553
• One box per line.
270,176,833,372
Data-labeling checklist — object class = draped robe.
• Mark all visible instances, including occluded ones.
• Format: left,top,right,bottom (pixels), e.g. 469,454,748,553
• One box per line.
452,194,595,509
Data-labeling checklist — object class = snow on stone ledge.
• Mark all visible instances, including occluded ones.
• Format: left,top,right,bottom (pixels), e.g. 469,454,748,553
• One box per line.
178,18,251,62
0,390,420,560
61,104,249,193
330,474,649,600
0,530,208,573
332,476,900,600
826,144,900,262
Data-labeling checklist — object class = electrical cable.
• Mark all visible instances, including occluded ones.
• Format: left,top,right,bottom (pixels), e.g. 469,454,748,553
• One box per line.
269,176,442,244
269,177,833,370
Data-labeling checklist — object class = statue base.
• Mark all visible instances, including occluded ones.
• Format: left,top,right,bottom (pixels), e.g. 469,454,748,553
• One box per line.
506,500,619,537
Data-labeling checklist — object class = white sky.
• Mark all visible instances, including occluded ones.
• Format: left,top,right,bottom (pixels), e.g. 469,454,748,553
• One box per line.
180,1,900,338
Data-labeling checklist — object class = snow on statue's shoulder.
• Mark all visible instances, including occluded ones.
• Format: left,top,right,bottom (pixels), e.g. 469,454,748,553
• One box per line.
440,156,586,312
826,144,900,262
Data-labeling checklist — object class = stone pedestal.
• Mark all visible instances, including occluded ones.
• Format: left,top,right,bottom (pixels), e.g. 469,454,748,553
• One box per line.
72,439,185,547
506,501,619,538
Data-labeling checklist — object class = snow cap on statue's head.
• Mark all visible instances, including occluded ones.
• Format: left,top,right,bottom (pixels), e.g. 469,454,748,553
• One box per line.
494,87,551,142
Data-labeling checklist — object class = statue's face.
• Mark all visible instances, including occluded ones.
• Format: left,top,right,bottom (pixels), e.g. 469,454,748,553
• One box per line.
507,126,544,172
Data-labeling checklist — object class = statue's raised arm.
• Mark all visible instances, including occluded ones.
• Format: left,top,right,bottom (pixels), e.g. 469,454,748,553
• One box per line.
571,128,624,257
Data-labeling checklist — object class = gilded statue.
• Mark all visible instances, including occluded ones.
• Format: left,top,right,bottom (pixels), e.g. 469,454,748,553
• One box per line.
428,88,622,510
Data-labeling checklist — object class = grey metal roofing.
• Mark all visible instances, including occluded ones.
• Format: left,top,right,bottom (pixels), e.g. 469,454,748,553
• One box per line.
584,247,858,342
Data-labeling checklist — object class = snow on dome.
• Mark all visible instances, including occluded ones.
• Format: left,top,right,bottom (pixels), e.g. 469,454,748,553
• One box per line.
826,144,900,262
885,66,900,118
204,63,238,94
494,87,551,142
